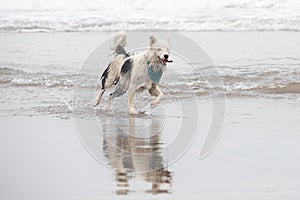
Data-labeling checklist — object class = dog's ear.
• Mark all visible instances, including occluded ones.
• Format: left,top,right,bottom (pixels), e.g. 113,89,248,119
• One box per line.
149,35,157,46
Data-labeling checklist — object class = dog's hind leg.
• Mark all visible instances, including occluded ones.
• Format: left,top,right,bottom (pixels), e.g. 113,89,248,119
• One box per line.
95,63,111,106
95,89,105,106
108,81,129,109
108,58,132,109
149,83,163,108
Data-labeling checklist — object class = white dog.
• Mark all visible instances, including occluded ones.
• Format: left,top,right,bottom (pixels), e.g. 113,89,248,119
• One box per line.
96,32,172,114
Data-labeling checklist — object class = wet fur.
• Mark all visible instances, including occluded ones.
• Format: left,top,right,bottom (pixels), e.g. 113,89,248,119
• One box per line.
95,32,129,106
95,32,171,114
108,34,171,114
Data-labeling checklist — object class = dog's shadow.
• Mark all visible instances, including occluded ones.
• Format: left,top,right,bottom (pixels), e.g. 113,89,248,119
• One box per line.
101,114,173,195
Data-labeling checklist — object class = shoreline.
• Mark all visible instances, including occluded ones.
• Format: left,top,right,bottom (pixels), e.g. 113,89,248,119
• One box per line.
1,30,300,199
1,97,299,199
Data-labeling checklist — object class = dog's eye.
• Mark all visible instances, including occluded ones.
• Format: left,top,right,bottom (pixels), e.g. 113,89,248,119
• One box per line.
157,48,162,51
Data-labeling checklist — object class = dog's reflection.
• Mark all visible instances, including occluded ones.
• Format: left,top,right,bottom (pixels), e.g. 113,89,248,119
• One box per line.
102,115,173,195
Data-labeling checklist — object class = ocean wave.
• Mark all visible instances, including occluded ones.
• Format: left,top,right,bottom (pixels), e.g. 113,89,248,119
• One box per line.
0,67,95,88
0,0,299,11
224,82,300,94
0,9,300,32
1,66,300,96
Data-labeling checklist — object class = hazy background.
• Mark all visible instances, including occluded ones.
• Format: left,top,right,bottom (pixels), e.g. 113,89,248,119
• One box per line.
0,0,300,31
0,0,299,10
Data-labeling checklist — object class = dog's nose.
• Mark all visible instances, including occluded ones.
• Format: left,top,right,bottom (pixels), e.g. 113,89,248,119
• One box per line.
164,54,169,60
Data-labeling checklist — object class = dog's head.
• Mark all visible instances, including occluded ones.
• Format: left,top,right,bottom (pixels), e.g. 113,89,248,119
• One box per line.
149,35,173,65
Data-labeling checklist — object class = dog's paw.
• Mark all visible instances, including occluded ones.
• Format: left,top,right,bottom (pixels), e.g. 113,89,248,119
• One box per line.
129,109,138,115
151,101,159,108
94,100,99,107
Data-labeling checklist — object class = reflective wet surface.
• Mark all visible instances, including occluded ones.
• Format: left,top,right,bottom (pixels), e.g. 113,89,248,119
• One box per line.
102,116,173,195
1,32,300,199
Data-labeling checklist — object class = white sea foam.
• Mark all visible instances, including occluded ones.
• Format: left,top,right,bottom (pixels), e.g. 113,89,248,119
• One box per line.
0,0,299,32
1,65,300,95
0,0,299,11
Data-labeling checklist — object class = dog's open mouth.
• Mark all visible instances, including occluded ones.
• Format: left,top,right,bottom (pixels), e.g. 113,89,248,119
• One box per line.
158,56,173,65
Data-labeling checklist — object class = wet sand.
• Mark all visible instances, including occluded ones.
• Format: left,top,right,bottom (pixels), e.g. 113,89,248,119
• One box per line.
1,31,300,199
1,97,300,199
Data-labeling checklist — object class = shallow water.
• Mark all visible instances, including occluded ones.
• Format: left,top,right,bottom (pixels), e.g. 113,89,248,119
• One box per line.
0,32,299,118
1,31,300,199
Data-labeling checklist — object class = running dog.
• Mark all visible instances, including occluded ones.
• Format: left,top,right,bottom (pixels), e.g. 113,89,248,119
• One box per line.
96,32,172,114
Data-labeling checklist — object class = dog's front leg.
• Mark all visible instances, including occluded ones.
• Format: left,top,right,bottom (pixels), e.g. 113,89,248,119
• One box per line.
128,89,137,114
149,84,163,108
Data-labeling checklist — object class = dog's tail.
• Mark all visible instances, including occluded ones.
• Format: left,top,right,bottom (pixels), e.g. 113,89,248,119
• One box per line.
112,31,128,56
